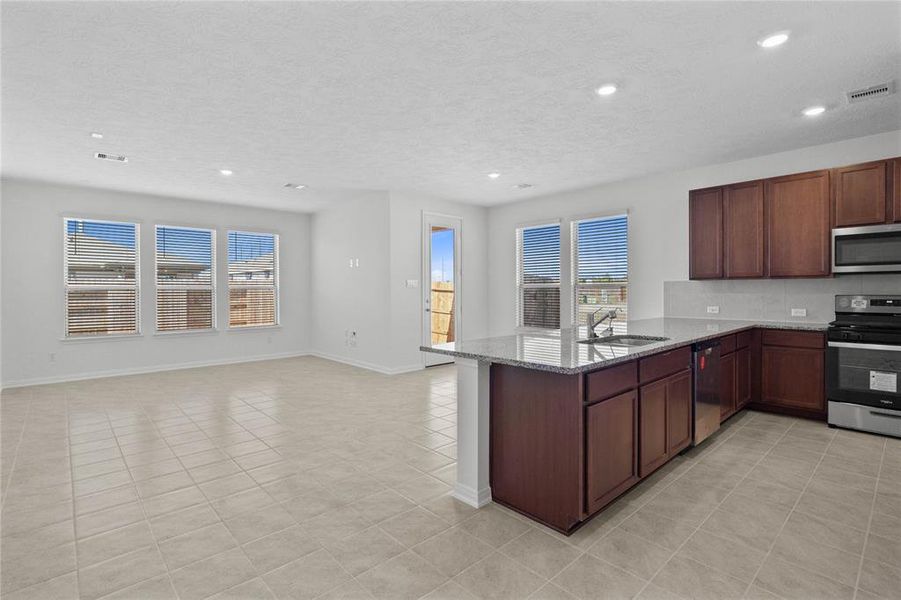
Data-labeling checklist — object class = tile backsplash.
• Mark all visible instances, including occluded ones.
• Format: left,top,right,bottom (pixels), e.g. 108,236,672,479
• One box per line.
663,275,901,323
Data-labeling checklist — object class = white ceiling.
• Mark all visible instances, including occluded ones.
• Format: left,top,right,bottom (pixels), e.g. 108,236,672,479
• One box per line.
2,1,899,213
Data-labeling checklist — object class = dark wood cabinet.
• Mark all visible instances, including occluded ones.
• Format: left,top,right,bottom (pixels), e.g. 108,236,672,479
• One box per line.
833,161,888,227
639,378,668,477
724,181,765,278
586,391,639,514
689,187,724,279
720,351,735,419
735,347,751,410
666,370,692,455
758,331,826,417
893,158,901,222
639,368,691,477
766,170,831,277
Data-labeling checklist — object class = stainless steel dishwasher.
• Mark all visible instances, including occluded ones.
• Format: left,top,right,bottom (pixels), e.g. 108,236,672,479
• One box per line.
693,340,721,445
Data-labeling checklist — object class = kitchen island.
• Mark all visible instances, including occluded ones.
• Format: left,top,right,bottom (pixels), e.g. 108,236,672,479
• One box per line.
421,317,827,534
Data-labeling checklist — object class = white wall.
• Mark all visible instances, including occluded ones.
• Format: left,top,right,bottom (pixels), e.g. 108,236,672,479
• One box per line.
388,191,489,370
0,179,311,387
309,190,489,374
486,130,901,337
310,192,393,370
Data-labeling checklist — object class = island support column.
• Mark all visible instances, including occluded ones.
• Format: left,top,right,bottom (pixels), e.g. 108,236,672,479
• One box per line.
453,357,492,507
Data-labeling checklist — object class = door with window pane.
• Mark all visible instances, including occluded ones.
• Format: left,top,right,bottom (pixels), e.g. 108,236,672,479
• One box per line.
422,214,462,367
573,215,628,333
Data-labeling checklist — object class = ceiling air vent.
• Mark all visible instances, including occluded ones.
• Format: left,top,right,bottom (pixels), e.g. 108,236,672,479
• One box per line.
847,81,895,104
94,152,128,163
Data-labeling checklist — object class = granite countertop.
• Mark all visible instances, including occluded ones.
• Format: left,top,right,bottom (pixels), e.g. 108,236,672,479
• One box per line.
420,317,828,375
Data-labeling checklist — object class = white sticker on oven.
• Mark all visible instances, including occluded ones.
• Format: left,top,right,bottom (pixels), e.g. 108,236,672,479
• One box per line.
870,371,897,393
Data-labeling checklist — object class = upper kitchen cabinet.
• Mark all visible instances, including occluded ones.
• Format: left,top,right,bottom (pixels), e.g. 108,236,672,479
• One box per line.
833,160,889,227
723,180,765,278
765,170,831,278
688,187,723,279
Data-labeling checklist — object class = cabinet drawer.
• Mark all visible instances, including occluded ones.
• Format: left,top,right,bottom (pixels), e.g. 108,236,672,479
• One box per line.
761,330,825,349
639,346,691,384
736,330,752,349
719,334,736,355
586,361,637,404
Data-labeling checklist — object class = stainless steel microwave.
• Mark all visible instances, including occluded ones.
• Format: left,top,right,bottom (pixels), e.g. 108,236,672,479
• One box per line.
832,223,901,273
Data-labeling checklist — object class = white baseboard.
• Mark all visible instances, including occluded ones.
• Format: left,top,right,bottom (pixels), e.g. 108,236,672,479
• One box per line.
0,351,311,389
307,351,423,376
452,483,492,508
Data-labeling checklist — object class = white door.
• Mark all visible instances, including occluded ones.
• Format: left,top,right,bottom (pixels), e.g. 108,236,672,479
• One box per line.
422,213,462,367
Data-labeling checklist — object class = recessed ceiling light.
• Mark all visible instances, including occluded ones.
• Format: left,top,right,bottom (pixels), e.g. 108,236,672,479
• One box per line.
488,172,501,179
90,132,103,139
802,105,826,117
758,31,789,48
219,169,234,176
294,184,307,190
596,84,617,96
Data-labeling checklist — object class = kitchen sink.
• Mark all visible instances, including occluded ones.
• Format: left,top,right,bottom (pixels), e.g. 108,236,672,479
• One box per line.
577,335,669,347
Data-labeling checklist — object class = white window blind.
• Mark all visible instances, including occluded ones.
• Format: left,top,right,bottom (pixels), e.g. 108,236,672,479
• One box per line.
228,231,278,328
156,225,215,332
64,218,140,337
572,214,628,331
516,223,561,329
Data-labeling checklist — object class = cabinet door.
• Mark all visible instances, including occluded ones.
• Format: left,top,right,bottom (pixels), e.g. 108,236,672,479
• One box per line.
735,347,751,410
689,188,724,279
586,391,638,514
833,161,888,227
666,370,693,455
893,158,901,223
766,171,831,277
724,181,765,278
761,346,825,413
720,352,735,420
639,378,668,477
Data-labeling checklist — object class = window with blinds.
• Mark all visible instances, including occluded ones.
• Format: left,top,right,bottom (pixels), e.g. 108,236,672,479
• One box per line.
64,218,140,337
228,231,278,328
572,214,628,332
156,225,215,332
516,223,561,329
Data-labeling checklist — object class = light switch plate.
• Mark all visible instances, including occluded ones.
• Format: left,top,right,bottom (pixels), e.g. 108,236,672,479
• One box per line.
405,279,419,288
706,306,720,314
791,308,807,317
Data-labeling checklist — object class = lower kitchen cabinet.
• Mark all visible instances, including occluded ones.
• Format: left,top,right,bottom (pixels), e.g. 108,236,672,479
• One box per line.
720,351,736,419
736,346,751,410
639,369,692,477
758,331,826,417
586,390,638,514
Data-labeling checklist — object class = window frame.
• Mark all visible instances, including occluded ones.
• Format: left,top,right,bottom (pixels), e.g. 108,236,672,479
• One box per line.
63,216,142,338
226,229,280,329
154,224,217,334
515,220,562,331
570,212,630,330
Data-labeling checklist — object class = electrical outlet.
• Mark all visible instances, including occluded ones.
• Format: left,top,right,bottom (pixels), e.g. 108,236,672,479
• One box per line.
706,306,720,314
349,331,357,347
49,353,56,363
791,308,807,317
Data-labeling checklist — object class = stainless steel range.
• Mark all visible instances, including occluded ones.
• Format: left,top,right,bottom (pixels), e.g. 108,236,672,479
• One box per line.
827,295,901,438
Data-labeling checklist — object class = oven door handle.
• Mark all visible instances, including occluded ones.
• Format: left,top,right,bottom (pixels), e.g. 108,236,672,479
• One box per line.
828,341,901,352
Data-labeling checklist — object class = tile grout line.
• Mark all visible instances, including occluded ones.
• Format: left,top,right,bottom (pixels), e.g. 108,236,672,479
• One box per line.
738,426,844,599
632,415,811,599
850,437,886,600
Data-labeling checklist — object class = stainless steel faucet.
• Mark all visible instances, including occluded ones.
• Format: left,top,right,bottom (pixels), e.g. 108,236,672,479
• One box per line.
587,307,618,340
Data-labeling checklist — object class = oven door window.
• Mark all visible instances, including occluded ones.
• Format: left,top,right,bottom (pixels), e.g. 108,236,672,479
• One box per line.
828,345,901,409
834,232,901,267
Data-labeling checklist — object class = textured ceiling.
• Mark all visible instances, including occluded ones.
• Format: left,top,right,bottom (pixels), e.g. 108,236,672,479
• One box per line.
2,1,900,212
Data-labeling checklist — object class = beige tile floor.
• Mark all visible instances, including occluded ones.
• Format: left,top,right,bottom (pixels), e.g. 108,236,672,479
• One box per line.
1,356,899,600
